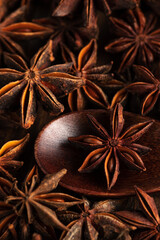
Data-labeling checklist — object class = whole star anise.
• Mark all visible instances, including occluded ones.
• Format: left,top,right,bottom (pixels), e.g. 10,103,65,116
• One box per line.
0,133,29,180
0,40,84,129
126,65,160,115
105,7,160,72
0,167,82,239
116,186,160,240
68,103,153,190
58,198,134,240
61,39,122,111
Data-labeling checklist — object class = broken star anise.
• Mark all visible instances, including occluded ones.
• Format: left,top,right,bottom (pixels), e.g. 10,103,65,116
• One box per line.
116,186,160,240
126,65,160,115
61,39,123,111
0,133,29,180
1,167,82,239
68,103,153,190
0,40,84,129
105,7,160,72
58,198,134,240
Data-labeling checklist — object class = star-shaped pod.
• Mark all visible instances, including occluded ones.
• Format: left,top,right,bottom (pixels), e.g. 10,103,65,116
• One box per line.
69,104,153,190
61,39,123,111
116,187,160,239
0,167,82,239
126,65,160,115
105,7,160,72
0,40,84,129
58,198,134,240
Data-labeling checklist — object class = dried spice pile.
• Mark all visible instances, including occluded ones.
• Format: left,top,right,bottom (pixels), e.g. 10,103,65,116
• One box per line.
1,0,160,239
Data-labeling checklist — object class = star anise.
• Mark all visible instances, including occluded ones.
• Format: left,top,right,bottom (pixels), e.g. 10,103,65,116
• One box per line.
61,39,122,111
0,167,82,239
58,198,134,240
126,65,160,115
105,7,160,72
0,133,29,180
68,103,153,190
116,186,160,240
0,40,84,129
33,2,98,53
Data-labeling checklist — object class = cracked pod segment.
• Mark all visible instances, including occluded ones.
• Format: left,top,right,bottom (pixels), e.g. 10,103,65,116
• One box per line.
35,109,159,197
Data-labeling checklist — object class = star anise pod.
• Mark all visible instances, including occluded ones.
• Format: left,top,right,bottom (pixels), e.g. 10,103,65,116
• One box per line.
105,7,160,72
68,103,153,190
58,198,134,240
126,65,160,115
33,2,98,53
0,167,82,239
0,133,29,180
0,40,84,129
116,186,160,240
61,39,122,111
